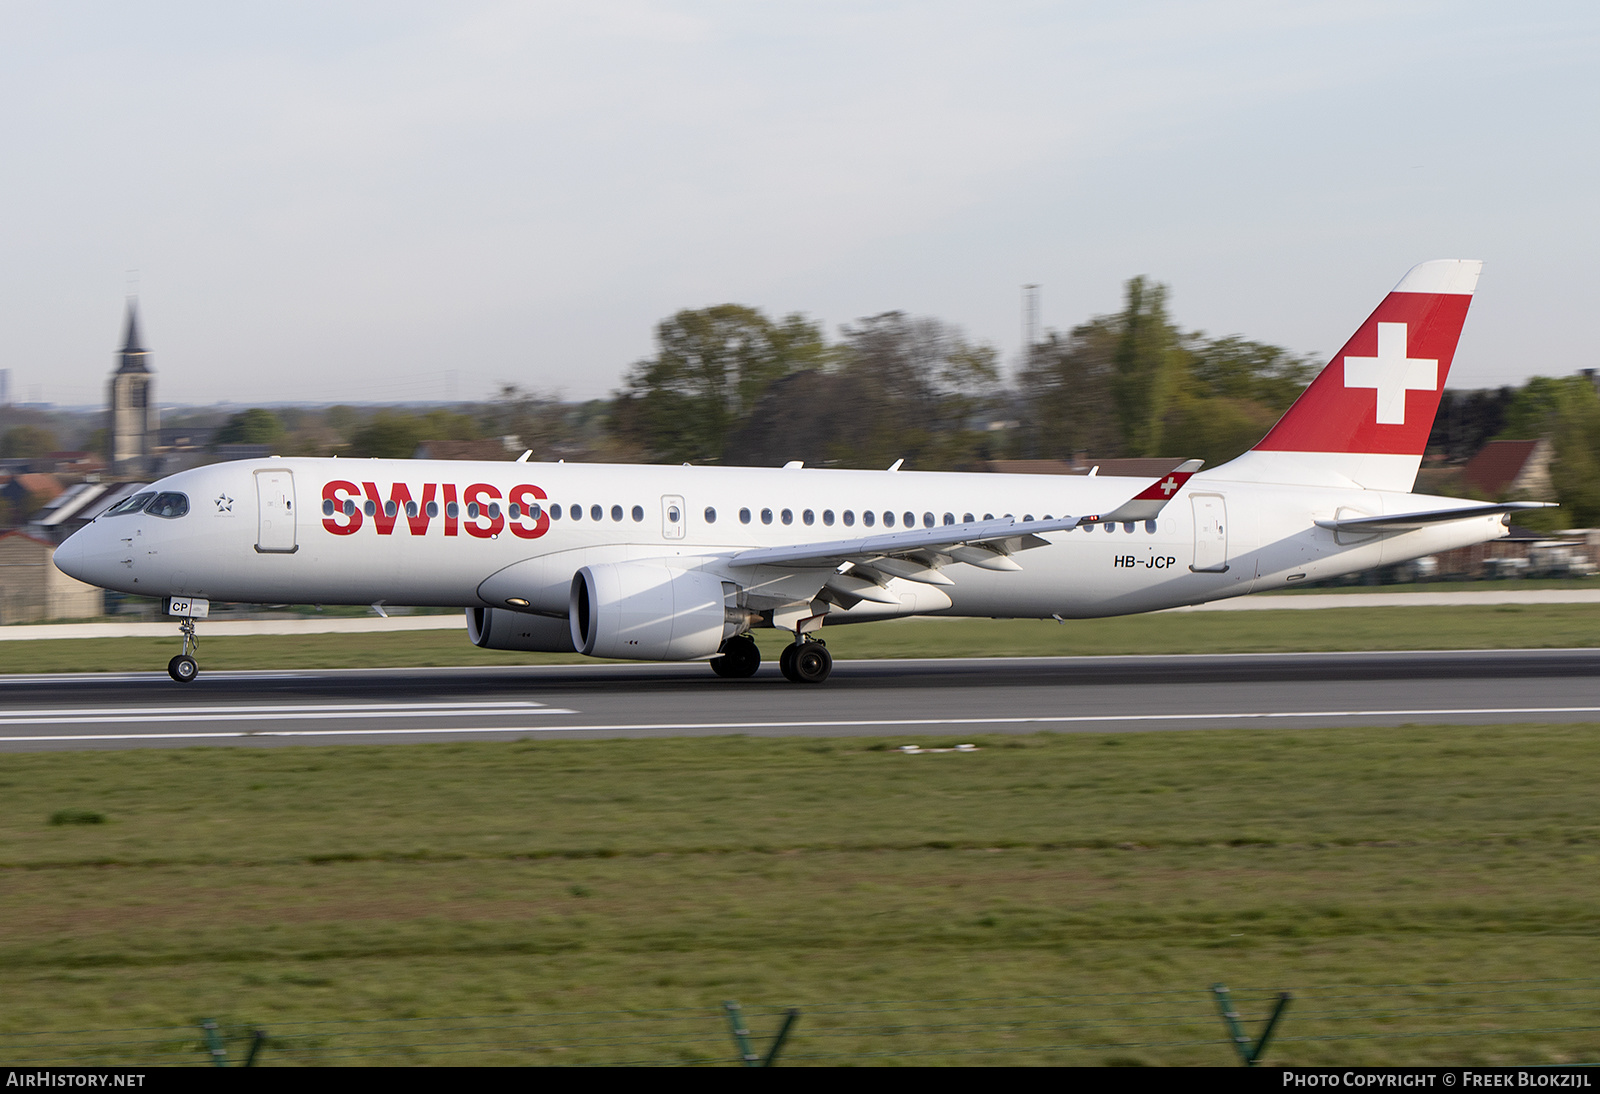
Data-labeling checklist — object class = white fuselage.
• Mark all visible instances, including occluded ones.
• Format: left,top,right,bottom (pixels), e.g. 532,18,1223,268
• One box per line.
54,457,1508,625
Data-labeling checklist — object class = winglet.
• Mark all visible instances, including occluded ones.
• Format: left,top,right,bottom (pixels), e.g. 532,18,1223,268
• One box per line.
1089,460,1203,525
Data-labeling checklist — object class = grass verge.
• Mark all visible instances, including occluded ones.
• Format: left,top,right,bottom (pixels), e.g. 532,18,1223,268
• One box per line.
1,724,1598,1065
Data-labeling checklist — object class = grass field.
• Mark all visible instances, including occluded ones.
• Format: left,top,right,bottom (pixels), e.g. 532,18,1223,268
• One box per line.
2,724,1599,1065
2,603,1599,674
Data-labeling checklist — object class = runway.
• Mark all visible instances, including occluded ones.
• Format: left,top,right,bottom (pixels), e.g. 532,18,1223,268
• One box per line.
2,649,1598,751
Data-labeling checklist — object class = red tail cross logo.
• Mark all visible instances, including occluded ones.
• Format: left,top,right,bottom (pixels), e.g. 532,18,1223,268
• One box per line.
1342,323,1437,425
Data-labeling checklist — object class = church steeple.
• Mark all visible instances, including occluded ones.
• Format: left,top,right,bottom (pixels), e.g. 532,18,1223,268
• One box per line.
108,299,158,475
117,302,149,373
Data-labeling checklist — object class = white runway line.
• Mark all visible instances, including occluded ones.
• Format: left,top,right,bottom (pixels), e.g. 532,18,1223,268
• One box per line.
0,701,572,728
489,706,1600,733
4,706,1599,743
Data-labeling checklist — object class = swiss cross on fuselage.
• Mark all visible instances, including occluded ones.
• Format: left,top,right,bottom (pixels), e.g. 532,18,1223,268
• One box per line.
1159,476,1179,495
1343,322,1437,425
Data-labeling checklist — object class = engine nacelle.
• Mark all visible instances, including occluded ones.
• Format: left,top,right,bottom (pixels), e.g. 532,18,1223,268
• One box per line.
569,563,737,661
465,606,576,653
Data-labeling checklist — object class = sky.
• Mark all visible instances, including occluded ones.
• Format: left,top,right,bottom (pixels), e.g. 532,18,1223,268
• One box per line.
1,1,1596,408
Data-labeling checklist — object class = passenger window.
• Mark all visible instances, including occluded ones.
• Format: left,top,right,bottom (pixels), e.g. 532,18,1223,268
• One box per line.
884,512,895,527
923,513,934,528
104,492,155,516
802,509,814,526
529,504,542,521
591,505,603,521
570,504,582,521
322,499,335,517
905,512,916,528
822,510,835,526
446,501,459,519
739,508,751,524
427,501,440,518
702,506,714,523
861,511,873,527
1145,520,1157,534
146,493,190,519
384,500,398,518
1123,522,1135,533
634,505,646,522
943,513,954,525
761,508,773,525
781,509,793,525
467,502,480,519
1104,522,1114,533
983,513,993,521
364,500,377,517
611,504,624,522
963,513,974,523
1023,514,1034,522
407,501,419,518
549,504,562,520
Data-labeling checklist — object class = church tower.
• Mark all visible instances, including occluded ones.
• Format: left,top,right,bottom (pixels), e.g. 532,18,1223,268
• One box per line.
107,300,158,476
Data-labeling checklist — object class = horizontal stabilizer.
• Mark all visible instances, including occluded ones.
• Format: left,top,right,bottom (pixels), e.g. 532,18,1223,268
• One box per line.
1315,501,1555,533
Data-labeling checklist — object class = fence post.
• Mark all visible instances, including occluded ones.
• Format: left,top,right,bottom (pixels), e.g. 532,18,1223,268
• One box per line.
200,1019,227,1067
1212,984,1291,1066
244,1029,266,1068
723,1001,759,1066
762,1009,800,1067
724,1001,801,1066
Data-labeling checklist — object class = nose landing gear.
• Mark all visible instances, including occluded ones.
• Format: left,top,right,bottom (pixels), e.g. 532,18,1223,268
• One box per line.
167,614,200,683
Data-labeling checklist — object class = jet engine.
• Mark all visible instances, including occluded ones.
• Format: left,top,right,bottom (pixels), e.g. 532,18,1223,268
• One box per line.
569,563,742,661
465,606,576,653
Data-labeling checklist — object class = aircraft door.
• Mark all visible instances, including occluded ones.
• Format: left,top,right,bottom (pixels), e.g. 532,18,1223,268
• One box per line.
1190,494,1228,572
661,495,685,540
255,469,298,554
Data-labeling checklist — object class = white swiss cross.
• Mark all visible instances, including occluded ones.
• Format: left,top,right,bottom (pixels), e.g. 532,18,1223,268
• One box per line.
1158,476,1179,495
1343,322,1437,425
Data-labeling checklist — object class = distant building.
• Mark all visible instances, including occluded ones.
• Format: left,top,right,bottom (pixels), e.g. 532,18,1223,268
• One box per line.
27,480,146,544
1460,438,1554,500
108,301,159,476
0,530,103,622
1,473,65,525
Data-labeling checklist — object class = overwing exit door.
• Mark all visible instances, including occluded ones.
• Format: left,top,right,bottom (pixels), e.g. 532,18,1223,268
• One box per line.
255,469,298,554
661,495,685,539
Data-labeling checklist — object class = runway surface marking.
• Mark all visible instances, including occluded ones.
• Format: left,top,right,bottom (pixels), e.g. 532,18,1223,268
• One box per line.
4,705,1598,743
0,701,572,728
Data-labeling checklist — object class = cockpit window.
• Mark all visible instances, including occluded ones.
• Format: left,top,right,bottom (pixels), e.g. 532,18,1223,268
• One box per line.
103,492,155,516
146,492,190,519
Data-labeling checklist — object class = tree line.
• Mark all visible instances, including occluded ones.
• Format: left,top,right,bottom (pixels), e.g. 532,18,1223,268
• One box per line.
155,275,1600,527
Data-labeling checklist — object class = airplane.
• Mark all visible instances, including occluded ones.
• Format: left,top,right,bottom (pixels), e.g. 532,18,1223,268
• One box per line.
53,259,1550,685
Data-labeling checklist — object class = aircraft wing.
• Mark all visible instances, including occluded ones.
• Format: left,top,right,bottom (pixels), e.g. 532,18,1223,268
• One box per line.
726,460,1204,580
1315,501,1555,533
727,514,1083,573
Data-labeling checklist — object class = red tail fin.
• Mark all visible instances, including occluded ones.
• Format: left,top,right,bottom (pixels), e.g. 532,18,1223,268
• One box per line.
1215,260,1481,492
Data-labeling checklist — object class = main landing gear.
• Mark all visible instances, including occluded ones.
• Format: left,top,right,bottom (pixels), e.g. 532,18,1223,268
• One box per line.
168,616,199,683
710,633,762,678
709,633,833,683
779,637,831,685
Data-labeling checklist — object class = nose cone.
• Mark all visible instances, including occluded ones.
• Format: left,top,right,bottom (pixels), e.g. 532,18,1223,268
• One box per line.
52,529,94,584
